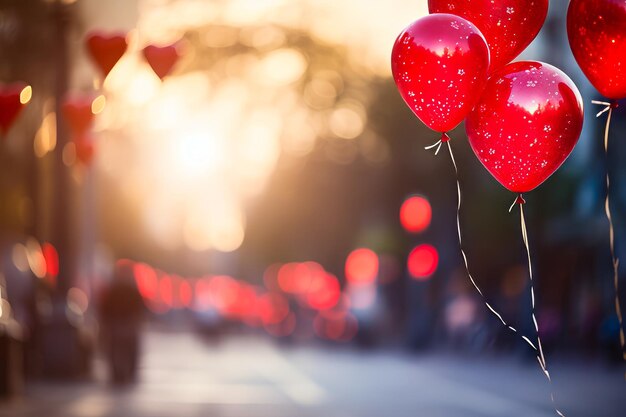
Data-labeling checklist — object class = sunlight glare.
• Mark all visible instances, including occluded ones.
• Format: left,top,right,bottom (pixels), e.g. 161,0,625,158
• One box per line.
210,211,245,253
258,48,306,86
174,128,225,178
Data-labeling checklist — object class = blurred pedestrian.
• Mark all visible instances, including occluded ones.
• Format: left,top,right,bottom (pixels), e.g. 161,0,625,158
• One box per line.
99,263,145,385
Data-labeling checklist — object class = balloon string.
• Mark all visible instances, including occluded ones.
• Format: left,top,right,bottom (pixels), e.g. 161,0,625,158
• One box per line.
445,141,538,351
595,101,625,373
424,139,442,154
516,197,564,417
591,100,612,117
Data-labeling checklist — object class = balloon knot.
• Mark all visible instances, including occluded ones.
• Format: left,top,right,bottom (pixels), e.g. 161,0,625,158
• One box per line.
441,132,451,143
610,101,619,109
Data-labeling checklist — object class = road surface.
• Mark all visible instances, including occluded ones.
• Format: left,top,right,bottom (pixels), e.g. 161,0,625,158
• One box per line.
1,327,624,417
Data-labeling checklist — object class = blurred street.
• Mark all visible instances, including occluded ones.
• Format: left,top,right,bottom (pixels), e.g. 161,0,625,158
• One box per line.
1,327,624,417
0,1,625,416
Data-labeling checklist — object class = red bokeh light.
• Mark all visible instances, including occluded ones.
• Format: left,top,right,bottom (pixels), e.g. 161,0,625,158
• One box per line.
179,279,193,308
209,275,240,316
263,263,282,291
159,274,173,307
42,242,59,279
400,195,432,233
257,292,290,325
278,261,325,295
277,263,299,293
292,262,314,293
169,275,185,309
345,248,378,285
193,276,213,311
235,284,258,322
134,263,158,301
407,244,439,280
306,272,340,310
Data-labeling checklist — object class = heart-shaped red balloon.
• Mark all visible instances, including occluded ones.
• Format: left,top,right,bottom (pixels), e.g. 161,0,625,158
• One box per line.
143,43,180,80
85,31,128,78
74,135,95,166
62,95,95,138
428,0,548,73
567,0,626,100
391,14,490,133
466,61,584,193
0,83,28,136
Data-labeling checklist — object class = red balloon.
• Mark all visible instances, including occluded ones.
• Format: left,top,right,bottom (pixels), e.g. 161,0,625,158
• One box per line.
391,14,490,133
62,95,95,138
429,0,548,73
143,44,180,80
567,0,626,100
466,61,584,193
0,83,28,136
85,31,128,78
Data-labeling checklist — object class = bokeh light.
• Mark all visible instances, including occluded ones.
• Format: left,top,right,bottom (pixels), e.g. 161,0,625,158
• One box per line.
263,263,282,291
257,292,290,325
345,248,378,285
67,287,89,315
159,274,174,308
42,242,59,279
306,272,340,310
12,243,29,273
134,263,158,300
34,111,57,157
193,277,213,311
91,94,106,114
407,244,438,280
400,195,432,233
179,279,193,308
25,238,46,279
19,85,32,104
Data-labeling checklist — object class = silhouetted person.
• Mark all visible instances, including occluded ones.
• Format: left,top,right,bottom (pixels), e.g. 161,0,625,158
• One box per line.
99,265,145,385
